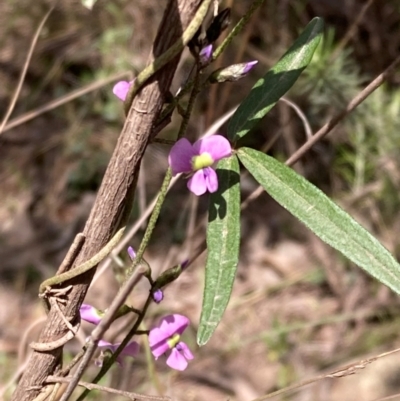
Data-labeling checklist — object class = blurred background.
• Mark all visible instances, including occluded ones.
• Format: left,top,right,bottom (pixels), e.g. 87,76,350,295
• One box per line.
1,0,400,400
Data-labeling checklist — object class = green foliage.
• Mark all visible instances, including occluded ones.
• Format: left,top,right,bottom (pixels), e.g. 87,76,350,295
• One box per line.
227,17,324,142
292,25,400,236
292,27,364,120
197,156,241,346
342,86,400,221
200,19,324,345
238,147,400,296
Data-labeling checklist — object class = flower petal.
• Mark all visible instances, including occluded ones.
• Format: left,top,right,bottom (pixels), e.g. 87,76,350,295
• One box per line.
168,138,195,175
204,167,218,193
199,44,213,67
166,348,188,371
97,340,139,366
176,342,194,360
127,246,136,260
158,314,190,337
152,288,164,303
149,314,190,359
187,170,207,196
112,80,132,101
193,135,231,162
80,304,103,325
98,339,113,350
121,341,140,358
148,327,170,358
242,60,258,74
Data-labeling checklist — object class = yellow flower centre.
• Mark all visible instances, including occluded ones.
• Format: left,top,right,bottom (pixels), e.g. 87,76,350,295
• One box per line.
191,152,214,171
167,333,180,349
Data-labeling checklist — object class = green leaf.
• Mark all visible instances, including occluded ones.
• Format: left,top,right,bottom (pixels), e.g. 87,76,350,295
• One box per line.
227,17,324,141
238,147,400,295
197,156,241,346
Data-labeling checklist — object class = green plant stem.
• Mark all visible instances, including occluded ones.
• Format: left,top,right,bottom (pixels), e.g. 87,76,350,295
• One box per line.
158,0,266,124
74,166,173,401
212,0,266,61
75,50,206,401
177,65,202,139
123,0,214,115
76,295,153,401
158,76,210,123
124,168,173,279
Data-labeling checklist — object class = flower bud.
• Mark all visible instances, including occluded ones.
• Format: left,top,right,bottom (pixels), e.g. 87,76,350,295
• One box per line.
127,246,136,260
154,264,182,289
199,44,213,67
152,289,164,304
80,304,104,325
209,60,258,83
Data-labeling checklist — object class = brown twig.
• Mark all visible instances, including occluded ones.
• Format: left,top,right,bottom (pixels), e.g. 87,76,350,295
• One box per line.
0,3,56,135
330,0,375,61
11,1,204,401
1,71,130,134
46,376,170,401
61,266,147,401
56,234,85,275
250,347,400,401
285,53,400,167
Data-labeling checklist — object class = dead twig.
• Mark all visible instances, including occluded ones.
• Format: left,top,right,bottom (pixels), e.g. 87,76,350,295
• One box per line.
46,376,171,401
250,347,400,401
285,53,400,167
11,1,205,400
0,3,56,135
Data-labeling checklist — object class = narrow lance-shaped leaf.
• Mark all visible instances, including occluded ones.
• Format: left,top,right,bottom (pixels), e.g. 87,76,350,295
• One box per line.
197,156,241,346
227,17,324,142
238,147,400,295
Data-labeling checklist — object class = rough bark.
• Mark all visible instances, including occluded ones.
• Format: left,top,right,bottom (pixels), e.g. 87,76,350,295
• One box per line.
12,1,203,400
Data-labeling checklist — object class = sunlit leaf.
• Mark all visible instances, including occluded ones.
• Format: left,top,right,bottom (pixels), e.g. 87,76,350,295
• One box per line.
227,17,324,141
238,147,400,295
197,156,241,346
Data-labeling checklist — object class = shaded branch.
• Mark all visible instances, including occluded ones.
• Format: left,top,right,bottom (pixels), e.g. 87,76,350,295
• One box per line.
11,1,204,400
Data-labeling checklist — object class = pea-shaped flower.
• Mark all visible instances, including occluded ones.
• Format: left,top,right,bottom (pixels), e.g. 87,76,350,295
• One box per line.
97,340,139,367
149,314,193,371
80,304,104,325
112,80,134,101
168,135,231,196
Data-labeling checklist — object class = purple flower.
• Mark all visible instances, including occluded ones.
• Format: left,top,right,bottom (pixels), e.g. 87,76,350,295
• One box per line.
199,44,213,66
210,60,258,83
97,340,139,366
112,80,134,101
80,304,104,325
168,135,231,196
127,246,136,261
152,289,164,303
148,314,194,371
242,60,258,74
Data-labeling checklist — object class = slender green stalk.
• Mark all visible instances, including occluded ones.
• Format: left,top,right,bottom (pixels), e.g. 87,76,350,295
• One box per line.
212,0,266,60
177,66,202,139
124,168,172,279
158,0,266,123
76,295,153,401
123,0,213,114
69,2,268,398
75,41,206,401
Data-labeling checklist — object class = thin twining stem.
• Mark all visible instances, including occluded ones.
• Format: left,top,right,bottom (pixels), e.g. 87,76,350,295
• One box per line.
46,376,170,401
